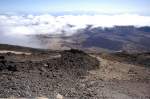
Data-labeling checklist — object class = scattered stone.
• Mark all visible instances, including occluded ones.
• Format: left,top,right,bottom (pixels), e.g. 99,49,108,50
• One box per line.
56,93,64,99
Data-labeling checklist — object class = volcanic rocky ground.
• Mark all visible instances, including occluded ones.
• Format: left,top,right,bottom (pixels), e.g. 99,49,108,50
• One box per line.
0,44,150,99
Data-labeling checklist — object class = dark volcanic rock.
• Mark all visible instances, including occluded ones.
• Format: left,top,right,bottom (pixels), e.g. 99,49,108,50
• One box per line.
0,56,5,60
0,56,17,71
60,49,99,77
61,49,99,70
0,49,100,98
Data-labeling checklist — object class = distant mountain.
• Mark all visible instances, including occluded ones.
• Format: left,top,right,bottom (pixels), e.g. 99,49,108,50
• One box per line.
69,26,150,52
35,26,150,53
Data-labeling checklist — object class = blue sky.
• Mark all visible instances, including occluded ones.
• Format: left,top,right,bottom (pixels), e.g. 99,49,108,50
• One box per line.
0,0,149,15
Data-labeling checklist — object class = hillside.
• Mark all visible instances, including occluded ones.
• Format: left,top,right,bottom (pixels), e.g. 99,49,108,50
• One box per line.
0,44,149,99
35,26,150,53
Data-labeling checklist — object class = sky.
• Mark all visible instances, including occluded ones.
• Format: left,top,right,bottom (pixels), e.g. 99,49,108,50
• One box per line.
0,0,150,47
0,0,150,15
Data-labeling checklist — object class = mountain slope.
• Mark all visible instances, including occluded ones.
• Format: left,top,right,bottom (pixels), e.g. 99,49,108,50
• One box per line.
0,44,149,98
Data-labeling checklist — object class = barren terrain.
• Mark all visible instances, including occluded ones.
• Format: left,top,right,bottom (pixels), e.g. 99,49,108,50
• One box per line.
0,44,149,99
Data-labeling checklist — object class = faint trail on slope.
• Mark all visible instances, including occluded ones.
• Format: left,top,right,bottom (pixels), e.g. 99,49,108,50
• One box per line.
0,50,31,55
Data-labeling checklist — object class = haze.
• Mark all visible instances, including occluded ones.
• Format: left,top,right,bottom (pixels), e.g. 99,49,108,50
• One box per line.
0,0,150,48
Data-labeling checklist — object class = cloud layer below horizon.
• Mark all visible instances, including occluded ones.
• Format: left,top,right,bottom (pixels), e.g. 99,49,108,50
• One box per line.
0,14,150,48
0,14,150,36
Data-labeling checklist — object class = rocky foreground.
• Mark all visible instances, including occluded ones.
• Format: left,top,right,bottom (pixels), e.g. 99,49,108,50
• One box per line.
0,44,150,99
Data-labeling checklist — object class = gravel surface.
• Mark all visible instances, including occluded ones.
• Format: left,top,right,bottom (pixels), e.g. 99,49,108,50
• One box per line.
0,48,149,99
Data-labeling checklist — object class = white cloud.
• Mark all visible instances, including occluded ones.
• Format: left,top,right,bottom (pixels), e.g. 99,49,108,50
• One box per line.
0,14,150,36
0,13,150,48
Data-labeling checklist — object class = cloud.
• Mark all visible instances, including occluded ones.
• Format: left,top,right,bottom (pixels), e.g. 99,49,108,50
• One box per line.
0,13,150,48
0,14,150,36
